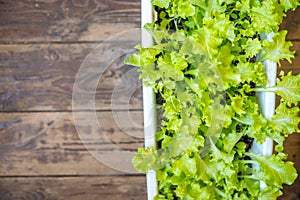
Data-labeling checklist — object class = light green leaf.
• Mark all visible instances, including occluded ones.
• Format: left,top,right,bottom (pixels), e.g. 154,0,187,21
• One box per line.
256,71,300,105
177,2,196,18
248,153,298,187
190,28,222,57
243,38,262,58
209,137,234,163
222,130,244,153
258,187,282,200
231,95,246,115
217,44,234,66
274,72,300,105
271,101,300,134
218,65,241,88
260,30,295,64
132,147,156,173
172,154,197,176
238,62,266,85
280,0,300,11
152,0,171,8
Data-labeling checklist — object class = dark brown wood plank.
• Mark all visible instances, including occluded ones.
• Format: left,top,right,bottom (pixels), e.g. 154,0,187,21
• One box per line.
0,176,147,200
280,133,300,200
0,0,141,42
0,111,144,176
0,43,142,111
280,7,300,41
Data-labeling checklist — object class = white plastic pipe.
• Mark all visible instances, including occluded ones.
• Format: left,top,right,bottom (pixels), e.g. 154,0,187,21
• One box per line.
251,32,276,189
141,1,158,199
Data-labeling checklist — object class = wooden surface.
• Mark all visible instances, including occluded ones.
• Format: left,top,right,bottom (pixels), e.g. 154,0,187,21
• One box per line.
0,112,144,176
0,1,299,200
0,176,146,200
0,44,142,111
0,0,140,42
0,0,146,199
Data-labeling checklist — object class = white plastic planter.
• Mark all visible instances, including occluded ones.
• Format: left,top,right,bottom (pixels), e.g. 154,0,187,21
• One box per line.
141,1,275,198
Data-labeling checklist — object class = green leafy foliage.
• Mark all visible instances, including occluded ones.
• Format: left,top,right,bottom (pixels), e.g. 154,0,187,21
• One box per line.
152,0,171,8
255,71,300,105
280,0,300,11
271,102,300,135
248,153,298,187
259,31,295,64
125,0,299,199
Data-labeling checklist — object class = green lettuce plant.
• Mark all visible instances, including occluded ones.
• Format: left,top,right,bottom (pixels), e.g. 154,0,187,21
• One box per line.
126,0,300,199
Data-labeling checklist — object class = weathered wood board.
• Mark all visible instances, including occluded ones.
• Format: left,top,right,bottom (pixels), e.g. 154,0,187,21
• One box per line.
0,0,141,43
280,6,300,41
0,111,144,176
0,43,142,111
0,176,147,200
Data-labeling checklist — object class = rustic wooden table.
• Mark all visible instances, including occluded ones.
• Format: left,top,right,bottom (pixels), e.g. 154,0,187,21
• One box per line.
0,1,299,199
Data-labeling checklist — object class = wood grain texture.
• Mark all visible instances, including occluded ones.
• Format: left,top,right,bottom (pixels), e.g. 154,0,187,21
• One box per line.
0,43,142,111
280,7,300,41
0,111,144,176
279,133,300,200
0,0,141,42
0,176,147,200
